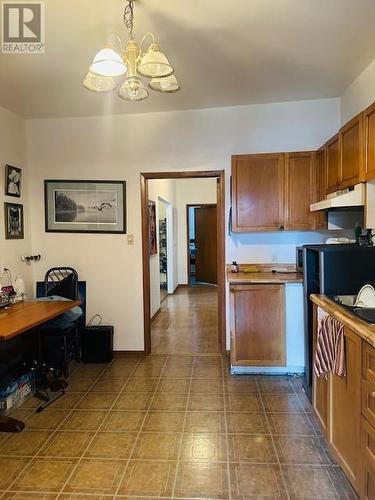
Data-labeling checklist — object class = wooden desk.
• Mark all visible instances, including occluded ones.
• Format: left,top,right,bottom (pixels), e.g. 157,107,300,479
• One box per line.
0,300,81,341
0,300,81,434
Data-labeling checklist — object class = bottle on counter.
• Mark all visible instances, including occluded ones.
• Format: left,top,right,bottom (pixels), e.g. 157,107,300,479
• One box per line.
231,261,239,273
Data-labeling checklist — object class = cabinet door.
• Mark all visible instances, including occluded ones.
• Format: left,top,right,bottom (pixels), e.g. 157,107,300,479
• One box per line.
315,146,328,230
284,151,316,230
326,134,341,193
329,327,362,491
231,154,285,232
364,102,375,181
230,284,285,366
362,417,375,500
340,113,364,188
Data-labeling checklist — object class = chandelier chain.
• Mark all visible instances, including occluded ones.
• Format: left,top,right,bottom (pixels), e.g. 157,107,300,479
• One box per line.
123,0,135,39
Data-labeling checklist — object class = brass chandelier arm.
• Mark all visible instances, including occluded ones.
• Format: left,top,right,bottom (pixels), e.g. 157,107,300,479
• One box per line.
108,32,124,53
140,32,156,55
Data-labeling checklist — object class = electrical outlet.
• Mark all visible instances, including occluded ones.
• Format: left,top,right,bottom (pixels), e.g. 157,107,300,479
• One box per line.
127,234,134,245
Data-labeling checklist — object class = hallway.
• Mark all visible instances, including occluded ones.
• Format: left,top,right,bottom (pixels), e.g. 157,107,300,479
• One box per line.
152,286,220,354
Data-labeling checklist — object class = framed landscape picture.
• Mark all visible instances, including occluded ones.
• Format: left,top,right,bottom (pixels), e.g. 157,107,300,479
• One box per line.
4,202,24,239
148,200,157,255
5,165,22,197
44,180,126,233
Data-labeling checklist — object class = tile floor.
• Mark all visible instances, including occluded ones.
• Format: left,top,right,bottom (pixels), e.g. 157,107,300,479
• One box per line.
0,354,357,499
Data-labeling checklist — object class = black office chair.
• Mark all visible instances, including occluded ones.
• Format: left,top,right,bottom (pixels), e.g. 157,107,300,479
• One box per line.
41,267,81,378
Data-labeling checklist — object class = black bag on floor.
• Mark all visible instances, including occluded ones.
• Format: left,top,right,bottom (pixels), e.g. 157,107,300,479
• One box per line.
81,315,113,364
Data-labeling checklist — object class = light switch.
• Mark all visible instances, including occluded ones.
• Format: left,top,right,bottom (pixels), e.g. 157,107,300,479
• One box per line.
127,234,134,245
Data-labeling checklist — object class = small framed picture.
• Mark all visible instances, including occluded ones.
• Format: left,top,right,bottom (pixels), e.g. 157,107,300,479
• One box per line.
5,165,22,197
4,202,24,239
148,200,157,256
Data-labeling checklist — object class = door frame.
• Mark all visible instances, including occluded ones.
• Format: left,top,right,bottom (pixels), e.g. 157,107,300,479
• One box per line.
140,170,226,355
186,203,217,286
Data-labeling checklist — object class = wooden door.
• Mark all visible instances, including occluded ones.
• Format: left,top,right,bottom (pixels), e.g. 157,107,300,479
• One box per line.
230,284,285,366
364,103,375,181
231,154,285,232
326,134,341,193
340,112,364,188
315,146,328,229
195,205,217,284
284,151,316,230
329,326,362,491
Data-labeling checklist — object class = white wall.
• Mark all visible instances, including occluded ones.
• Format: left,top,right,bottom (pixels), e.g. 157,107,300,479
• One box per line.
341,56,375,124
148,178,176,318
26,97,340,351
0,106,33,295
175,178,217,284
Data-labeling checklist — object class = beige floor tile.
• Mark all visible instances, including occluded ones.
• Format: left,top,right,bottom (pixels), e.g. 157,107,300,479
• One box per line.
193,355,222,367
76,392,117,410
224,377,258,393
102,410,146,432
118,460,176,496
114,393,151,411
11,458,76,492
283,465,340,498
184,412,226,433
38,431,94,458
165,355,194,367
150,393,188,411
142,411,185,432
0,430,50,456
275,436,331,465
69,365,106,379
99,364,134,379
63,459,126,495
230,463,287,499
90,379,126,392
227,412,269,434
192,365,222,378
174,462,229,498
188,393,224,411
267,412,316,435
190,378,223,393
131,432,181,460
262,394,304,413
123,378,158,393
258,377,295,394
61,410,108,431
85,431,135,459
161,365,192,378
25,409,68,430
226,393,263,412
2,493,58,499
131,364,164,378
229,434,277,463
156,378,190,394
0,457,29,489
65,378,94,393
180,433,227,462
58,495,113,500
50,393,84,410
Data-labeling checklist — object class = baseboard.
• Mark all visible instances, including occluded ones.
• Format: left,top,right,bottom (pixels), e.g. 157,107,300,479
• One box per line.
151,307,161,322
114,351,146,357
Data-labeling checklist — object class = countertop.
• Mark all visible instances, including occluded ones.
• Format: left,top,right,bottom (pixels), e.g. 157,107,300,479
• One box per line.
227,264,303,284
310,294,375,349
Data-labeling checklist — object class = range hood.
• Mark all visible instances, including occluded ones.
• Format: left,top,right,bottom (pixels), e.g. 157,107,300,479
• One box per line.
310,183,366,212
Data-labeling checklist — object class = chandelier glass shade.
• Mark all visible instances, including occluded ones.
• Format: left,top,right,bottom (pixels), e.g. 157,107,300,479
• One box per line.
84,0,179,102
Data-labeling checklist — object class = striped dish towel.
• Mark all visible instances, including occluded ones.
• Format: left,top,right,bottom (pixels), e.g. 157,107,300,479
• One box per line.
314,307,346,378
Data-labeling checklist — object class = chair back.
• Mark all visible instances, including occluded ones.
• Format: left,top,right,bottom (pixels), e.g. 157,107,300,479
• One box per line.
44,267,78,301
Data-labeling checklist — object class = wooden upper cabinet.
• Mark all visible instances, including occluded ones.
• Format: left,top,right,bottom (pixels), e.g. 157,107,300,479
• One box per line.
339,112,364,188
284,151,316,231
364,102,375,181
230,284,285,366
231,154,285,232
326,134,341,193
315,146,328,230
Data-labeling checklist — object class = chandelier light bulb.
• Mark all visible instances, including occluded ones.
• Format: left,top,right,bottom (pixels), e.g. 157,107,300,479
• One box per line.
138,43,174,78
118,76,149,101
90,46,127,77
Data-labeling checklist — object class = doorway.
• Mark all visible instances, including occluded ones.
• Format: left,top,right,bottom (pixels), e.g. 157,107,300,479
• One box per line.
141,171,225,355
158,198,168,302
187,204,217,285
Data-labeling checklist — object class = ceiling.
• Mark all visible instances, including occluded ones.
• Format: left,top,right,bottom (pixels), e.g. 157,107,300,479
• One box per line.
1,0,375,118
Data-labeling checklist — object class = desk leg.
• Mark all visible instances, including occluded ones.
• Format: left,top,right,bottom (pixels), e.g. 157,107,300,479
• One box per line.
0,415,25,433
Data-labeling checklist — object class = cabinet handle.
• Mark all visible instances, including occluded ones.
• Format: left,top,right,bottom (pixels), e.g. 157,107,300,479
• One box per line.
371,391,375,398
279,225,284,230
230,287,235,293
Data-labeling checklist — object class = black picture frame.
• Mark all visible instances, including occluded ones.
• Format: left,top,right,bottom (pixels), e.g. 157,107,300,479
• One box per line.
5,165,22,197
44,180,127,234
4,202,24,239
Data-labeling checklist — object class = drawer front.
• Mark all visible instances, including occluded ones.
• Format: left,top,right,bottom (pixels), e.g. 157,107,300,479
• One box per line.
363,458,375,500
362,417,375,499
362,379,375,428
363,342,375,386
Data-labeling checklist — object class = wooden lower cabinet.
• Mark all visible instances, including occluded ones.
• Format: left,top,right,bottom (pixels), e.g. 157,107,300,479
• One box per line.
230,284,285,366
362,417,375,500
328,327,362,492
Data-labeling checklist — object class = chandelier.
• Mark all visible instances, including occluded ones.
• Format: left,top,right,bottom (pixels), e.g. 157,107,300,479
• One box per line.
83,0,180,101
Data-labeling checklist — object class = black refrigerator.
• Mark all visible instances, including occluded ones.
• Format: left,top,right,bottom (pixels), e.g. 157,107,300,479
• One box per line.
303,244,375,400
